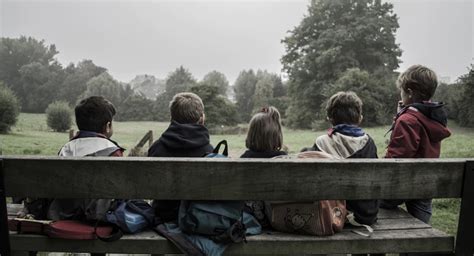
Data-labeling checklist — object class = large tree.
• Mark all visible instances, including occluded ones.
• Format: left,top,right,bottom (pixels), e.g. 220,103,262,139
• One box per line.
59,60,107,105
80,72,133,107
0,37,60,111
327,68,398,126
234,70,258,122
164,66,197,96
456,66,474,127
253,73,274,112
201,71,229,96
191,84,238,128
18,61,65,112
282,0,401,128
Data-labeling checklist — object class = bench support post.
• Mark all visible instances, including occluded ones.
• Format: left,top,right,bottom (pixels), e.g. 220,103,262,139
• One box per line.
455,160,474,256
0,159,11,256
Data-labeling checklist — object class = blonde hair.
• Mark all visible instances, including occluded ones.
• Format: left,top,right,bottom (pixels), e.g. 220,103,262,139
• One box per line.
169,92,204,124
397,65,438,101
326,91,363,125
245,106,283,152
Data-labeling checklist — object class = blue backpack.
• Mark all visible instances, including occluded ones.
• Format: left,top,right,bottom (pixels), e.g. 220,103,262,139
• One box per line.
179,140,247,243
205,140,228,158
106,200,155,234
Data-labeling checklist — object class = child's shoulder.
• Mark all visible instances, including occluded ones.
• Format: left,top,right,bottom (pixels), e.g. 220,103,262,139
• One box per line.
397,108,423,125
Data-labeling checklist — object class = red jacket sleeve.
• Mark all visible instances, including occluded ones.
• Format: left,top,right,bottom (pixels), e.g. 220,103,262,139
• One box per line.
386,116,421,158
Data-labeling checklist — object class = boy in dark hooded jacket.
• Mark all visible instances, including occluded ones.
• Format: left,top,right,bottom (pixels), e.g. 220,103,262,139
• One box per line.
303,91,379,227
381,65,451,224
148,92,213,222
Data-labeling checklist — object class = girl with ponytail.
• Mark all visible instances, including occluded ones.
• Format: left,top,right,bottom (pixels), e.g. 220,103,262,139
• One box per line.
240,106,287,228
241,106,286,158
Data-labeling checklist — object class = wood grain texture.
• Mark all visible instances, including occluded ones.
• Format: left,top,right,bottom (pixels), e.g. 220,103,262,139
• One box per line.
9,228,453,254
1,156,466,200
0,159,11,256
455,160,474,255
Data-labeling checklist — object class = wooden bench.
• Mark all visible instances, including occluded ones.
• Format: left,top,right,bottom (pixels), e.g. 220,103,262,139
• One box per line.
1,156,473,255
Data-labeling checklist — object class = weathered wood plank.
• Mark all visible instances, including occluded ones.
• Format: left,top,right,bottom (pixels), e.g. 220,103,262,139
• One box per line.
377,208,413,219
370,217,430,231
455,160,474,255
2,157,465,200
1,159,12,256
9,228,453,254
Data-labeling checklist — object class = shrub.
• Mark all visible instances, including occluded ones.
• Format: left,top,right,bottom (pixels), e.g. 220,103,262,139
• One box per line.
0,85,20,133
46,101,73,132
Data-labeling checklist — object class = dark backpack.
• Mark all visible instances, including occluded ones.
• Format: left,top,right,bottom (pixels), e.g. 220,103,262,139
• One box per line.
106,199,155,234
178,140,247,243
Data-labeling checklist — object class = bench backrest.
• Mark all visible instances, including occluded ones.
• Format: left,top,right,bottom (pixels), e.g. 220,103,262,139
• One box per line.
0,156,467,200
1,156,473,255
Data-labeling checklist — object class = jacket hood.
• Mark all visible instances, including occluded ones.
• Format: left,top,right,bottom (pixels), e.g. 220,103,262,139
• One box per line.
405,107,451,143
410,101,448,127
315,133,371,159
59,137,122,156
159,121,211,150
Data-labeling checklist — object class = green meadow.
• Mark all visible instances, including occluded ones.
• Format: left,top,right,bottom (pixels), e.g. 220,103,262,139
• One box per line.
1,113,473,235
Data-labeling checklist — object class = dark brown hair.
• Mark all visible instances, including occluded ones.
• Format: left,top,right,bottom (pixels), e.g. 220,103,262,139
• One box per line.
245,106,283,152
169,92,204,124
75,96,116,133
397,64,438,101
326,91,363,125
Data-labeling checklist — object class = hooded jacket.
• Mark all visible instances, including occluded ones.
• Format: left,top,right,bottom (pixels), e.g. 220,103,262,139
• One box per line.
148,121,214,223
47,131,124,221
386,102,451,158
59,131,124,157
148,121,214,157
303,126,379,226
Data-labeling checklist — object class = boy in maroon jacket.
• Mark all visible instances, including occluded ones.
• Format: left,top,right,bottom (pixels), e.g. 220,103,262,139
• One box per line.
381,65,451,224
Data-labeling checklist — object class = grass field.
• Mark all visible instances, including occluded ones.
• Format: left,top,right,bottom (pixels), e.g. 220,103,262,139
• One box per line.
1,113,473,235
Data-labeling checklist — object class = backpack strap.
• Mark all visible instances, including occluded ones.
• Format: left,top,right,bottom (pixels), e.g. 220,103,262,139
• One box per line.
212,140,228,157
346,213,373,237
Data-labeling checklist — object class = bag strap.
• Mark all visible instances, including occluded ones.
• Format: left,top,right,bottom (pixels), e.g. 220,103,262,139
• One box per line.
212,140,228,156
346,213,373,237
154,224,205,256
94,220,123,242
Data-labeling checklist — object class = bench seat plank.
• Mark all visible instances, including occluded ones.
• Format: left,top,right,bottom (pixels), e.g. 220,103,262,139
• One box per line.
8,204,452,254
10,228,453,255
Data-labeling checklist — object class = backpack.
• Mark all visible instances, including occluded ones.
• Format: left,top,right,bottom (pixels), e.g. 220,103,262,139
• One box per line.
178,140,247,243
105,199,155,234
267,151,347,236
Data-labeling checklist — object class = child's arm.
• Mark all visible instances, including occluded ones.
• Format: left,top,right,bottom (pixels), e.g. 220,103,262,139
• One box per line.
386,117,421,158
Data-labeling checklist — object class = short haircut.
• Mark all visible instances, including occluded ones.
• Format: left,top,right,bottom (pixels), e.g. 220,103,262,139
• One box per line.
75,96,116,133
169,92,204,124
326,91,363,125
245,106,283,152
397,64,438,101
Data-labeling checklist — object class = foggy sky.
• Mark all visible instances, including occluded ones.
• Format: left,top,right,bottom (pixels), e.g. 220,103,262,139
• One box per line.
1,0,472,84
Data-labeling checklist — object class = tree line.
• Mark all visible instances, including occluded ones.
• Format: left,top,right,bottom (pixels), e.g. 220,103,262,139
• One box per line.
1,0,473,133
0,36,287,132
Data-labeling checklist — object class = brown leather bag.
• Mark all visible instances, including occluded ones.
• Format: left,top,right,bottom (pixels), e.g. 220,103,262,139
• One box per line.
268,150,347,236
269,201,347,236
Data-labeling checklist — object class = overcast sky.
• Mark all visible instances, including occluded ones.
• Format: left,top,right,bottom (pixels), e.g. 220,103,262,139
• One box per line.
1,0,472,84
